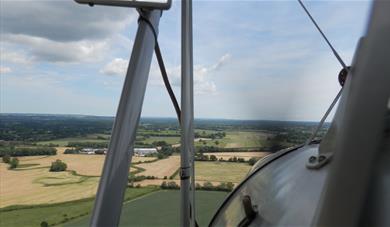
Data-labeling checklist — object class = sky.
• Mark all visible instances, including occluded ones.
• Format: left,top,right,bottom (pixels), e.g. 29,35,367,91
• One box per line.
0,0,372,121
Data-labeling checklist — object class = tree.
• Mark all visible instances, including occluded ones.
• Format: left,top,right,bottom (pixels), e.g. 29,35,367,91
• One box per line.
215,140,219,145
64,149,79,154
2,155,11,163
50,159,67,172
161,181,179,189
226,182,234,191
248,157,258,166
40,221,49,227
9,157,19,169
152,141,168,147
203,181,213,190
157,153,165,159
210,155,217,161
161,181,168,189
167,181,180,189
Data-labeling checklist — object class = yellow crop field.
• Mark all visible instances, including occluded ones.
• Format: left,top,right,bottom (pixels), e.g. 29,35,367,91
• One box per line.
193,161,251,183
0,163,99,208
136,155,180,178
18,147,155,176
0,147,156,207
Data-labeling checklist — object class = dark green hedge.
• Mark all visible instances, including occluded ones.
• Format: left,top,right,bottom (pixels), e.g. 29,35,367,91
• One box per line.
0,147,57,157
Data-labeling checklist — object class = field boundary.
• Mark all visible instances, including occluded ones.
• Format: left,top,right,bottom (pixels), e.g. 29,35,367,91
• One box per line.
0,187,159,212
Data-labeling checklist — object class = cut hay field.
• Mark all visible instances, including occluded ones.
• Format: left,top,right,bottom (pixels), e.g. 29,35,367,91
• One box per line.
193,161,251,183
0,147,156,207
203,151,270,161
136,155,180,178
17,147,154,176
0,162,100,208
66,190,228,227
170,161,251,184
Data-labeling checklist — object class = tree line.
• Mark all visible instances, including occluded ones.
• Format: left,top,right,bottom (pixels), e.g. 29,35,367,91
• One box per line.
159,181,235,192
0,146,57,157
194,153,259,165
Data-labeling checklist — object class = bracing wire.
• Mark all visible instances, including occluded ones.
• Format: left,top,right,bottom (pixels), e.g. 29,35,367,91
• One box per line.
138,14,182,124
297,0,349,145
297,0,349,72
138,12,198,227
155,42,182,123
304,87,343,146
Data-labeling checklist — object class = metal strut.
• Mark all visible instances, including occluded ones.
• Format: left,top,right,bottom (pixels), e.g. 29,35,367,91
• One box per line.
181,0,195,226
297,0,351,168
90,10,161,227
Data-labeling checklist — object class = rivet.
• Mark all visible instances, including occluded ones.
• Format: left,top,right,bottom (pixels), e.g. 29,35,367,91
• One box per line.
309,156,317,163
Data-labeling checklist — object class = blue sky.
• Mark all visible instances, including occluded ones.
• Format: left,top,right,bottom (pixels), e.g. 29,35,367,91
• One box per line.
0,0,371,121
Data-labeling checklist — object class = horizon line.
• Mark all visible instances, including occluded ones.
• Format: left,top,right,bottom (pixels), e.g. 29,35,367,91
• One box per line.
0,112,331,123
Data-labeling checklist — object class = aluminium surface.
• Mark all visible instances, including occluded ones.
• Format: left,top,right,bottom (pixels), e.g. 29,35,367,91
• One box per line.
75,0,172,10
360,127,390,227
210,144,329,226
180,0,195,227
210,123,390,226
313,1,390,225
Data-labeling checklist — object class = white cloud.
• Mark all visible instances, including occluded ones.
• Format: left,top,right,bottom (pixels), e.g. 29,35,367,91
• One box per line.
0,1,136,64
0,67,12,74
2,34,109,63
193,54,231,94
1,50,33,65
147,53,231,95
210,53,231,71
100,58,128,76
0,1,136,42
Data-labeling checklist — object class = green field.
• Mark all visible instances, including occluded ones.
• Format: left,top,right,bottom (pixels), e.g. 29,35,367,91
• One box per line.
0,187,157,227
223,131,268,148
142,136,180,145
66,190,227,227
37,134,181,147
0,188,227,227
194,131,270,149
37,130,269,149
37,137,109,146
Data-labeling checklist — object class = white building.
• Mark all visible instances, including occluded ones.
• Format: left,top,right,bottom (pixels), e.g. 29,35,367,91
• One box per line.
80,148,107,155
134,148,158,157
80,148,95,154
